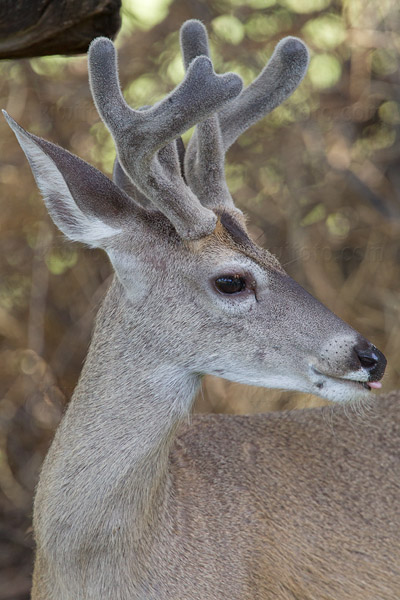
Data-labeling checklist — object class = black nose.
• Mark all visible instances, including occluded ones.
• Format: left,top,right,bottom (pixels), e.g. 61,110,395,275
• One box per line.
354,343,387,381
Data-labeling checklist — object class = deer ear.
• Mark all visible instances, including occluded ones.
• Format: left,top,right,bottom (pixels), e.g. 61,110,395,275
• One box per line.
3,111,138,247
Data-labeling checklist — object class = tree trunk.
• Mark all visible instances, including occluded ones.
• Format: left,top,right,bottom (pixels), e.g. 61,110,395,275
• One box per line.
0,0,121,59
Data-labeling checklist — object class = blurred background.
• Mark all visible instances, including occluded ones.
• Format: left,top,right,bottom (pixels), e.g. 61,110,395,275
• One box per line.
1,0,399,597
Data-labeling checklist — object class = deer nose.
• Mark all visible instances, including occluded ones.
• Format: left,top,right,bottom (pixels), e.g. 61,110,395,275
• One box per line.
354,343,387,381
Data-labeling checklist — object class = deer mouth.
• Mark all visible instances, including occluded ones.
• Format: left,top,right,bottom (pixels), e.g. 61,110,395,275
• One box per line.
310,367,382,393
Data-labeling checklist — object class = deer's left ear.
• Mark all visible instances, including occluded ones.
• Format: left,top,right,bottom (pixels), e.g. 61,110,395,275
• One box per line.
3,111,141,247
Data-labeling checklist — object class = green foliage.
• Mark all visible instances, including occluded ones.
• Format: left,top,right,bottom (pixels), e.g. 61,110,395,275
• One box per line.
302,14,346,49
308,53,342,89
379,101,400,125
122,0,174,30
371,49,398,76
0,274,30,310
281,0,331,14
212,15,245,45
45,248,78,276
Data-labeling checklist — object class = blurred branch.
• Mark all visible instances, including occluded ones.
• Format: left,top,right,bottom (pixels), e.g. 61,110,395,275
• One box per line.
345,168,399,219
28,223,52,356
0,0,121,59
0,307,25,347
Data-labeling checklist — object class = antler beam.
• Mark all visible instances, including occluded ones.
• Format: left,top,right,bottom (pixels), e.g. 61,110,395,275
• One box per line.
180,20,234,211
218,36,310,150
88,37,243,239
180,20,309,211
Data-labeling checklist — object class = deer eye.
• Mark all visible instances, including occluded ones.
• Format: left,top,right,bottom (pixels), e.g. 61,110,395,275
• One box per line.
215,275,247,294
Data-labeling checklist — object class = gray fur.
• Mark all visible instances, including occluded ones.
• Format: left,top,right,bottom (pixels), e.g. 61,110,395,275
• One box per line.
2,111,140,245
112,158,151,209
3,21,393,600
181,20,236,211
88,37,243,239
180,20,309,212
218,35,310,150
180,19,211,70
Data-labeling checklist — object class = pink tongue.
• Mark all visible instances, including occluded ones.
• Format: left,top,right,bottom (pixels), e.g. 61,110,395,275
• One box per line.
368,381,382,389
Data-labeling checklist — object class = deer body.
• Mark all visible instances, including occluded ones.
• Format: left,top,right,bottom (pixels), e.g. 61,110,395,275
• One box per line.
31,284,400,599
169,400,400,600
4,19,395,600
31,275,398,600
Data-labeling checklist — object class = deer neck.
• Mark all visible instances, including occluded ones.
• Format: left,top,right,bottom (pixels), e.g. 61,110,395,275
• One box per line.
38,278,200,547
77,276,200,504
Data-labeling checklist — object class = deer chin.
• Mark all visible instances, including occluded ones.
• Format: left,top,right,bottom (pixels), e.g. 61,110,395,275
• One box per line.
308,366,382,403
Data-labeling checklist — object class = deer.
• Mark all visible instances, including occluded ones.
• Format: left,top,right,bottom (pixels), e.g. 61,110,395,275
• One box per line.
3,18,399,600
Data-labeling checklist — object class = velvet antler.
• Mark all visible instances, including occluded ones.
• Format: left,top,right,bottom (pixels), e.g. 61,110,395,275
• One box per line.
88,37,243,240
180,20,309,211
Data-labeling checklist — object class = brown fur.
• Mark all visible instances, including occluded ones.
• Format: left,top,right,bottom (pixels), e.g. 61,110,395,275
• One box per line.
163,396,400,599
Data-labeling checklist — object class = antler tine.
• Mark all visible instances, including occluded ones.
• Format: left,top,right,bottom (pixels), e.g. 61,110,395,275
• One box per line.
112,104,152,210
180,21,309,212
218,36,309,151
88,37,243,240
180,20,237,212
181,19,211,70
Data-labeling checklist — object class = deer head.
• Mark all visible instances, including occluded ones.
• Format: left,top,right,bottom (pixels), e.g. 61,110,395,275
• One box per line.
3,20,386,404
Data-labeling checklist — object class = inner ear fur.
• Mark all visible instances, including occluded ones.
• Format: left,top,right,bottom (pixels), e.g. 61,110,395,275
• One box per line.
4,112,147,246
